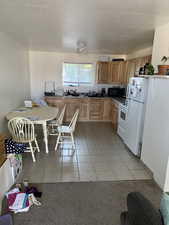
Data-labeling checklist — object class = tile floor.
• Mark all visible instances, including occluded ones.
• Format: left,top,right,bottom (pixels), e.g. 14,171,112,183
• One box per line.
19,122,152,183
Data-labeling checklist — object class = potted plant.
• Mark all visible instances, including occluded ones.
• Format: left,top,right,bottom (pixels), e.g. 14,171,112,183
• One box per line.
145,63,154,75
158,56,169,75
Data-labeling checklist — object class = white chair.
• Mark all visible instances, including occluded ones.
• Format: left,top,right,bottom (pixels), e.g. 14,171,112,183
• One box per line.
8,117,40,162
55,109,79,151
48,105,66,135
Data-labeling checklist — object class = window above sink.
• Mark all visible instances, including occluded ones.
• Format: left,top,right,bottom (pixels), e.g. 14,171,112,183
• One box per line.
63,63,94,86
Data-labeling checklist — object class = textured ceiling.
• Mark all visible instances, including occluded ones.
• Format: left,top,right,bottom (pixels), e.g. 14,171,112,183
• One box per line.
0,0,169,53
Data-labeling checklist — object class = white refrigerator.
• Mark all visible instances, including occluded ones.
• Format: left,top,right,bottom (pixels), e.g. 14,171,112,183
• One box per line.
141,77,169,191
124,77,148,156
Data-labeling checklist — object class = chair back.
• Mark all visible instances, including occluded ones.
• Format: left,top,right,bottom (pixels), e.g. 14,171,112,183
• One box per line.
8,117,35,143
68,109,79,132
57,105,66,126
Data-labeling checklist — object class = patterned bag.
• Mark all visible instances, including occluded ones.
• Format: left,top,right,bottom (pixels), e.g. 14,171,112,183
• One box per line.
5,139,27,154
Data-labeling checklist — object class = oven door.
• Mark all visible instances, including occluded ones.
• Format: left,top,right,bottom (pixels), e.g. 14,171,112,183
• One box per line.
117,104,127,141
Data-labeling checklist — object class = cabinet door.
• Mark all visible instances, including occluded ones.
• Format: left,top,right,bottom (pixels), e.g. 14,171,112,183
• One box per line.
45,97,65,119
126,59,136,83
142,55,152,65
118,61,128,84
89,99,104,120
103,99,112,121
113,62,121,83
112,102,118,131
135,56,152,74
135,57,144,75
97,62,109,84
65,99,80,121
79,101,89,121
108,62,121,83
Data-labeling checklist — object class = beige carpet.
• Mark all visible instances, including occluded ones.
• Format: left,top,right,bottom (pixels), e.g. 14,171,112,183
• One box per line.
11,180,161,225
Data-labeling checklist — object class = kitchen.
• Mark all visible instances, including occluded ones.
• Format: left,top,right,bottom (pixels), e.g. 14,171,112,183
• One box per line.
16,52,152,183
44,54,152,152
2,1,169,222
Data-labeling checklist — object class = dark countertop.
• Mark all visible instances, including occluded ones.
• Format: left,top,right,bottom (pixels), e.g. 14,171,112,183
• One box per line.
112,97,126,105
45,95,126,104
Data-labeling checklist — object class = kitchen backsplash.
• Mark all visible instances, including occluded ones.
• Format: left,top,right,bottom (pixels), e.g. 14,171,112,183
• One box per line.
46,83,125,96
63,84,124,93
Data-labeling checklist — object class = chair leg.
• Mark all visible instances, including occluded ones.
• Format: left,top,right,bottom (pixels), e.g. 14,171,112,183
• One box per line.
34,138,40,152
71,133,75,149
55,132,61,151
29,142,36,162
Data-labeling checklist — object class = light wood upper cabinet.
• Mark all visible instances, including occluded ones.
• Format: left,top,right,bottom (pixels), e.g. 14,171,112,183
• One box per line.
126,55,152,83
126,59,136,80
118,61,128,85
96,55,152,85
134,55,152,74
96,62,109,84
97,61,124,84
108,62,121,83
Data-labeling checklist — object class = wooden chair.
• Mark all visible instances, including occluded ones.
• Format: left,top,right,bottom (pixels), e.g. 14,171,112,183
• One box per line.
55,109,79,151
48,105,66,135
8,117,40,162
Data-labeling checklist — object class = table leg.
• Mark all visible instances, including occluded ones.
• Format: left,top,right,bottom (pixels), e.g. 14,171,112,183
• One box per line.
42,121,49,153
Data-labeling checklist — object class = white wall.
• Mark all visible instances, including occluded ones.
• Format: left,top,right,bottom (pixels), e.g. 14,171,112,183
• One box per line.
152,22,169,72
126,47,152,60
0,32,30,132
29,51,126,99
0,32,30,212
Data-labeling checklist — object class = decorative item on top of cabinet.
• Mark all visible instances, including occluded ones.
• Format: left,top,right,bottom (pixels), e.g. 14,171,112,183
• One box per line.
0,134,7,167
112,101,119,132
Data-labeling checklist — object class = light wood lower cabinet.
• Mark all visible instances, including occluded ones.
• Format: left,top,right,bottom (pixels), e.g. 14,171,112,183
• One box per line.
0,134,7,167
79,100,89,121
65,99,80,121
45,97,112,122
103,98,112,121
89,99,104,120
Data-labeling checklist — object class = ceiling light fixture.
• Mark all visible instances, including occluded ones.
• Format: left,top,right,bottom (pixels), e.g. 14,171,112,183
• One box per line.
76,40,87,54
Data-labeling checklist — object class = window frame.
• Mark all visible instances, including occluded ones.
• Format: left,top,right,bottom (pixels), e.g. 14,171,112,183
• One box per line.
62,62,95,86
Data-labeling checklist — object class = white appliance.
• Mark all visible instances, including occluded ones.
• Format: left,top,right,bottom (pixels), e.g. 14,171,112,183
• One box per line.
141,77,169,191
120,77,148,156
118,103,128,141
